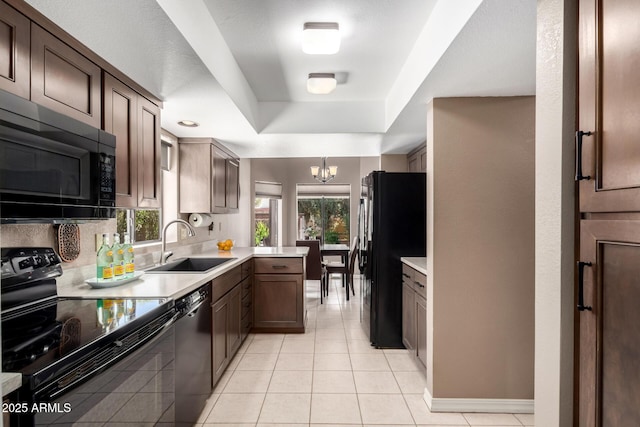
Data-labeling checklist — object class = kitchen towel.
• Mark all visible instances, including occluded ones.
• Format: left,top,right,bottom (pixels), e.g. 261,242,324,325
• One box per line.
188,213,213,228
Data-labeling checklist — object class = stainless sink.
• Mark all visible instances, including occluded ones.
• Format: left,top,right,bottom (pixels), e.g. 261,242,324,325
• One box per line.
146,257,235,273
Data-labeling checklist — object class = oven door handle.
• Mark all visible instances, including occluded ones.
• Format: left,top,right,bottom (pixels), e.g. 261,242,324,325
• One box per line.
44,310,179,401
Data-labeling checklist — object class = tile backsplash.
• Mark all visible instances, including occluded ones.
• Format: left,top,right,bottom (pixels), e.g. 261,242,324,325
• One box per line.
0,220,116,269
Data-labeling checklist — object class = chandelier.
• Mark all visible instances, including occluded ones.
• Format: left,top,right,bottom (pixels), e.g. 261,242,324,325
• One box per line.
310,157,338,183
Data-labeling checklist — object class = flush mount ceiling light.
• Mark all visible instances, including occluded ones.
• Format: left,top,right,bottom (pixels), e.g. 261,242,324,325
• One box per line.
311,157,338,183
302,22,340,54
307,73,337,95
177,120,199,127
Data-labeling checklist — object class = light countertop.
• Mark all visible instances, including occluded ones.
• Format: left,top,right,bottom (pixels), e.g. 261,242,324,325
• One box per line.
58,246,308,300
1,372,22,396
401,257,427,276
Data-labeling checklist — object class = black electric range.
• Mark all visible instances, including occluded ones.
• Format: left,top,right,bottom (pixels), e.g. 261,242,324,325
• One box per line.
1,247,176,423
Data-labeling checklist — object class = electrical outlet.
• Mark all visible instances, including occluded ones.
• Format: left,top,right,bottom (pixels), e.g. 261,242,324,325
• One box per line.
180,228,187,239
219,222,221,232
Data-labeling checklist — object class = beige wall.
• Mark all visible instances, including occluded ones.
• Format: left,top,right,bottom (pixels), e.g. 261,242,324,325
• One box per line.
250,157,380,246
380,154,408,172
427,96,535,400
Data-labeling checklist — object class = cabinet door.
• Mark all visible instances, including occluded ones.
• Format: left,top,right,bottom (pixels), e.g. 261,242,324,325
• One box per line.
137,96,161,208
578,0,640,212
402,282,415,350
0,1,29,98
212,146,227,211
31,24,101,127
226,158,239,211
211,295,229,386
253,274,304,330
228,285,242,356
415,294,427,369
407,155,418,172
420,150,427,172
179,143,212,213
578,220,640,427
104,73,138,208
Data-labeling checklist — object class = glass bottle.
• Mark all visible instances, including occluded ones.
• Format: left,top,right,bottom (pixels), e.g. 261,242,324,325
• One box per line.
96,233,113,281
123,233,135,278
112,233,124,279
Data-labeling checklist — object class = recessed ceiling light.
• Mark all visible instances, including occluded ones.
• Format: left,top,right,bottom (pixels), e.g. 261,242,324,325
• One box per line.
178,120,199,127
307,73,337,95
302,22,340,54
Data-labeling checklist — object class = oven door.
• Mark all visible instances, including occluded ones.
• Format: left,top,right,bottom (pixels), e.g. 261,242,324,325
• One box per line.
13,314,177,426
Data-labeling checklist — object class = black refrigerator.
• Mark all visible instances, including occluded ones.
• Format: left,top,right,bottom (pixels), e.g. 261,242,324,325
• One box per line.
359,171,426,348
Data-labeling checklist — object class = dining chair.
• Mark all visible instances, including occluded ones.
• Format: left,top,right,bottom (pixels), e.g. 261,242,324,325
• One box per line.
296,239,328,303
324,236,359,298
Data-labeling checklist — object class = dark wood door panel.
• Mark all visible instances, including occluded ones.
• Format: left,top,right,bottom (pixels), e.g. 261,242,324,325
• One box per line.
31,24,101,128
137,96,161,208
578,0,640,212
578,220,640,426
600,243,640,426
0,1,29,98
104,73,138,208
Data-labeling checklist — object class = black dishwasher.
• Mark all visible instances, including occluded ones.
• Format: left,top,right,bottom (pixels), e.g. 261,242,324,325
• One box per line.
174,283,212,426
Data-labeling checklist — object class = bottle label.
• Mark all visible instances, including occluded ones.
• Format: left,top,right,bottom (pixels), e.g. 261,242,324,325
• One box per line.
102,266,114,279
128,247,134,253
125,262,135,273
114,264,124,276
117,249,124,255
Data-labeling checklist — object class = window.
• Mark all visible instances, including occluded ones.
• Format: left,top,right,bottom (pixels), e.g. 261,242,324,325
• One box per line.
255,181,282,246
116,209,161,243
297,184,350,245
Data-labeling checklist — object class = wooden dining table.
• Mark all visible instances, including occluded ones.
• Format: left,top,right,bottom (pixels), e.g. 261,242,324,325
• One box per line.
320,243,351,300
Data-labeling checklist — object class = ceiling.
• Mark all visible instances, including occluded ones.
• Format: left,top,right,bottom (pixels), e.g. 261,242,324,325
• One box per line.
25,0,536,158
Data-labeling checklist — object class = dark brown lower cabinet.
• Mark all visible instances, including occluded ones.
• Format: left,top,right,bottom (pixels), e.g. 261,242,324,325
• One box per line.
210,265,245,386
211,295,230,384
401,262,427,370
578,220,640,427
253,257,306,333
416,294,427,368
402,281,416,350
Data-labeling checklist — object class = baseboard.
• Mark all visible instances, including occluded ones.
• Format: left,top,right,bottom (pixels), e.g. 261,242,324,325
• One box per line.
423,388,534,413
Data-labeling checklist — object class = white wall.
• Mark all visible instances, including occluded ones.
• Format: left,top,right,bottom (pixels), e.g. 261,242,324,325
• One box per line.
535,0,576,425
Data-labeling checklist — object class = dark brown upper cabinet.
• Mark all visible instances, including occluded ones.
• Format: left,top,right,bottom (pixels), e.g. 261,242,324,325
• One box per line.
104,73,161,208
577,0,640,212
31,24,101,128
179,139,240,214
0,1,30,98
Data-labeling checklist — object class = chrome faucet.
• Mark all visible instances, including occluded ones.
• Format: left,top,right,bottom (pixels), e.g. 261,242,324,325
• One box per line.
161,219,196,264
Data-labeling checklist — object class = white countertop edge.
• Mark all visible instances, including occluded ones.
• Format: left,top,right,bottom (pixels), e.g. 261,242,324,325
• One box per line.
57,247,309,300
401,257,427,276
2,372,22,396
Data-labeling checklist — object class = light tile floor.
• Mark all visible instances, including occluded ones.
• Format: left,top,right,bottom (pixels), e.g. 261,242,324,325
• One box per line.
197,275,535,427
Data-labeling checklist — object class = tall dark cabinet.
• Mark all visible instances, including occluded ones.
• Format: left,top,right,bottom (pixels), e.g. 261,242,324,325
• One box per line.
577,0,640,425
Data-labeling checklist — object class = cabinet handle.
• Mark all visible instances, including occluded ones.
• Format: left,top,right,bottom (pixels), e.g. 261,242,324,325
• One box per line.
271,265,287,269
414,281,425,288
577,261,593,312
575,131,593,181
402,273,411,278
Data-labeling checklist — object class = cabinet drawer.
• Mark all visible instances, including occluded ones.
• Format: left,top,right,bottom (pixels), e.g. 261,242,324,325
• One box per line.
241,294,252,318
414,271,426,299
402,264,414,285
241,260,253,279
241,277,252,295
254,257,303,274
211,266,242,302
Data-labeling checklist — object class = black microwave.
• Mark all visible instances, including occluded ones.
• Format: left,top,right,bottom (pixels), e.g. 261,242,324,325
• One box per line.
0,90,116,222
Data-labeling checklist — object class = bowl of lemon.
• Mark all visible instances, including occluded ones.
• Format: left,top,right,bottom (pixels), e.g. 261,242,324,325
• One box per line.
217,239,234,252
